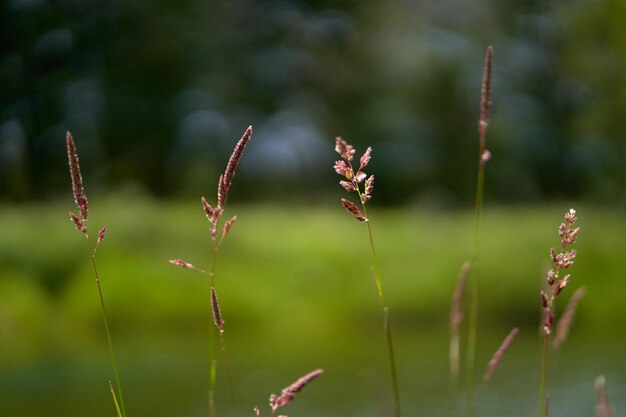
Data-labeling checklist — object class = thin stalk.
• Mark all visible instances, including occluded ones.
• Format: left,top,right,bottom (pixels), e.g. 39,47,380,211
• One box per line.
208,224,238,417
90,249,127,417
208,237,218,417
464,278,478,417
109,381,123,417
363,205,401,417
218,331,237,417
540,331,549,417
464,45,492,417
209,359,217,417
448,331,460,417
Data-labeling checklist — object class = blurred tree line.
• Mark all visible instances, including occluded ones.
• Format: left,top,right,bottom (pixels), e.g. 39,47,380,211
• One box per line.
1,0,624,205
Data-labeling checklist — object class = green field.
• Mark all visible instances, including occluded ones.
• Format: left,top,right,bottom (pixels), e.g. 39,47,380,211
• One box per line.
1,199,624,416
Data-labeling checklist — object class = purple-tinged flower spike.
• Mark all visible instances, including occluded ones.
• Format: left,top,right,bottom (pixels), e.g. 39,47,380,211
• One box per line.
335,137,355,161
334,138,375,219
202,196,222,224
269,369,323,414
552,287,585,349
69,212,88,236
334,160,351,178
363,175,375,203
341,198,367,222
169,259,196,269
210,287,225,333
219,126,253,208
359,147,372,170
541,209,580,336
66,132,89,222
478,46,493,141
340,180,356,192
450,262,470,332
482,327,519,384
97,227,107,244
221,215,237,241
595,375,614,417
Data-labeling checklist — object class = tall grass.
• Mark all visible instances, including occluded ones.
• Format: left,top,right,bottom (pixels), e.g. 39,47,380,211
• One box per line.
170,126,253,417
446,45,493,417
539,209,580,417
54,50,614,417
334,138,401,417
65,132,127,417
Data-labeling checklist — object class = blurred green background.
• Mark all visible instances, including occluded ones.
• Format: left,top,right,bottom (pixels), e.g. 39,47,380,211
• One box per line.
1,0,625,416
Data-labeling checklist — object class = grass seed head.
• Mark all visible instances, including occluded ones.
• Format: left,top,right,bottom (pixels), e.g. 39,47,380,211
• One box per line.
269,369,323,414
169,259,195,269
210,286,225,332
69,212,88,236
482,327,519,384
66,131,89,221
219,126,253,208
335,137,355,161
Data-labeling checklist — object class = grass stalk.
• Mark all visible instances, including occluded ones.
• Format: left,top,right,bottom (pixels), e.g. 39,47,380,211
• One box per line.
209,358,217,417
365,214,401,417
66,132,127,417
334,138,401,417
538,209,580,417
540,334,549,417
463,45,493,417
91,250,127,417
109,381,123,417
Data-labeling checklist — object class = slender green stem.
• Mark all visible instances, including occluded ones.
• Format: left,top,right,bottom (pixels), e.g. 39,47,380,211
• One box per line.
540,332,549,417
363,210,401,417
448,330,460,417
90,252,127,417
208,224,237,417
209,358,217,417
464,144,487,417
208,239,218,417
464,278,478,417
109,381,123,417
218,331,237,417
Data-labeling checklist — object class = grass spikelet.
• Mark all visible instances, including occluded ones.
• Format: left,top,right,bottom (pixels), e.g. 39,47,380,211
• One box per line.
478,46,493,143
220,126,253,207
171,125,253,417
66,131,89,221
449,261,470,383
333,138,401,417
539,209,581,417
595,375,614,417
552,287,585,350
482,327,519,384
269,369,323,414
464,45,494,417
65,132,126,417
210,286,225,332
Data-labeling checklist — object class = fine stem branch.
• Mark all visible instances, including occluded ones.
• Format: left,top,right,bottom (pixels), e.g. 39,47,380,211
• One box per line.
208,225,237,417
540,331,549,417
464,45,493,417
364,215,401,417
90,251,127,417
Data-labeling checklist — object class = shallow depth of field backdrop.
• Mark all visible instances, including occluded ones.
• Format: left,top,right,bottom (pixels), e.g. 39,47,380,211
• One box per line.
1,1,625,416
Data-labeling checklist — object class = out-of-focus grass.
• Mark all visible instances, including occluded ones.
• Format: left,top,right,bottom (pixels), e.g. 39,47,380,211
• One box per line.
1,197,624,351
1,197,625,416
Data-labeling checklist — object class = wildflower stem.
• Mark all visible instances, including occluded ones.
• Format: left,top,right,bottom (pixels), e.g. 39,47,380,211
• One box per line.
90,247,127,417
109,381,123,417
463,45,492,417
363,208,401,417
540,333,549,417
464,278,478,417
208,222,237,417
